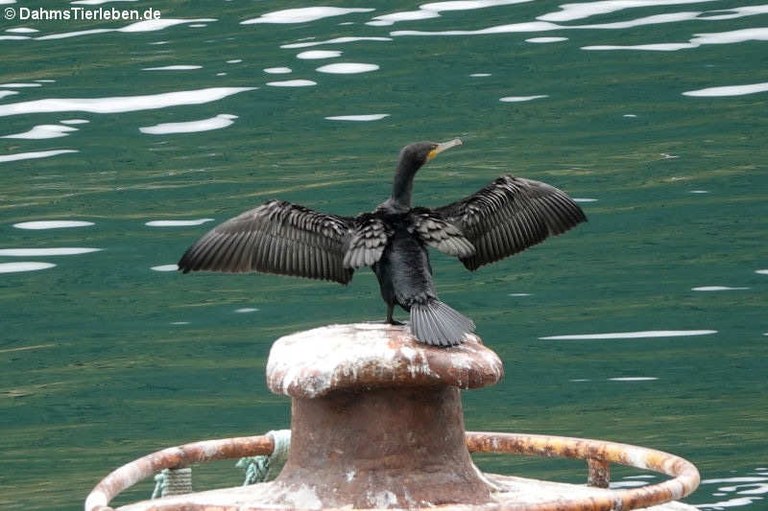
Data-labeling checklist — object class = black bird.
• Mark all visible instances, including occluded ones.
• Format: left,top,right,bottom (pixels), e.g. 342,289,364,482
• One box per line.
177,139,586,346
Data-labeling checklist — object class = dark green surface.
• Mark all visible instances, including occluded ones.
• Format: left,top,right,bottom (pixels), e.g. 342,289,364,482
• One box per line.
1,2,766,509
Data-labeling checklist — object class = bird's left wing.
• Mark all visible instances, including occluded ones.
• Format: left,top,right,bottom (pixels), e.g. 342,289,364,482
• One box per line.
434,175,587,271
177,199,354,284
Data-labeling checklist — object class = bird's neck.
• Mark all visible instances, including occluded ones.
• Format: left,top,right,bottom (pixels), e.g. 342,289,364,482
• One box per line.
389,160,421,211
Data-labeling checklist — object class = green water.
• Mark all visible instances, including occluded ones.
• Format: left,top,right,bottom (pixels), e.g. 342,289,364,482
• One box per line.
1,1,766,509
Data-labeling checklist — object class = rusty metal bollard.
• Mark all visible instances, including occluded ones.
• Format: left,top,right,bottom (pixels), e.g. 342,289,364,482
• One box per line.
263,323,503,508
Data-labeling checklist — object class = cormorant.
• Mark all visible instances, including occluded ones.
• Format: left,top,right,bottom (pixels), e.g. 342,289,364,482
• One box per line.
177,139,587,346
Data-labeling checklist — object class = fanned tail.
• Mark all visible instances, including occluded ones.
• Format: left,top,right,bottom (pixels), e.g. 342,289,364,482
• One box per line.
410,300,476,347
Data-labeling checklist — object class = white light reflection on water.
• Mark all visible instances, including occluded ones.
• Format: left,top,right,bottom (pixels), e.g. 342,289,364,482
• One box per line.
264,67,292,74
1,124,78,139
13,221,94,230
583,27,768,52
242,7,374,25
0,87,255,117
692,286,750,292
0,248,102,257
696,471,768,510
391,5,766,38
151,264,179,272
499,95,548,102
526,36,568,43
683,82,768,98
0,149,78,164
537,0,718,22
139,114,237,135
0,262,56,274
281,37,392,49
266,79,316,87
297,50,342,60
0,82,42,88
145,219,214,227
325,114,390,122
35,18,217,41
316,63,380,74
142,65,203,71
369,0,534,26
540,330,717,340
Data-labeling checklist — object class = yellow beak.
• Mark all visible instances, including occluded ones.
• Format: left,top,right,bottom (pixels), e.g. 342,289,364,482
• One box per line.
427,138,463,160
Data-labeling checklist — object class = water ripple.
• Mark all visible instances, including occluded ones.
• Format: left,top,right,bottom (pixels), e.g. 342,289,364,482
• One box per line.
145,219,214,227
2,124,78,139
316,63,380,74
683,82,768,98
537,0,717,22
281,36,392,49
0,248,102,257
325,114,390,122
242,7,374,25
0,87,255,117
500,95,548,102
35,18,217,41
0,262,56,274
13,220,94,230
139,114,238,135
540,330,717,340
0,149,78,164
266,79,316,87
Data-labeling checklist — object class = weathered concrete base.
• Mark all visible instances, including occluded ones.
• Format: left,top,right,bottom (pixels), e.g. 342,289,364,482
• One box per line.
116,473,699,511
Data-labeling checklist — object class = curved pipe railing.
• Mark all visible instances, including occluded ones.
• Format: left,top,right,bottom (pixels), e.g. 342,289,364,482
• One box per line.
86,432,699,511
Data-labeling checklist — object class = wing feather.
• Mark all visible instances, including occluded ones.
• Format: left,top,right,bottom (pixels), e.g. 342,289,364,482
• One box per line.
178,199,353,284
411,209,475,258
342,213,391,269
434,175,587,270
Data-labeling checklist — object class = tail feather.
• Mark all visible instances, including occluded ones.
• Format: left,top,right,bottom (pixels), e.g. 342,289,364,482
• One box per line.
410,300,475,347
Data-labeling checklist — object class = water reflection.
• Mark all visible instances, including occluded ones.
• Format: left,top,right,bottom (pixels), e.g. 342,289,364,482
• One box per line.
241,7,374,25
696,469,768,510
2,124,78,139
0,262,56,273
0,87,255,117
683,82,768,97
0,149,78,163
539,330,718,340
315,63,380,74
0,248,101,256
139,114,237,135
266,79,316,87
13,220,94,230
325,114,390,122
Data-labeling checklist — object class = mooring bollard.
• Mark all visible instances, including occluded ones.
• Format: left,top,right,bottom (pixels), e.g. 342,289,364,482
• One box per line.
263,323,502,508
85,322,700,511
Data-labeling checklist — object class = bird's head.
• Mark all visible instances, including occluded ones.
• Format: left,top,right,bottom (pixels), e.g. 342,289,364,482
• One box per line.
399,139,463,171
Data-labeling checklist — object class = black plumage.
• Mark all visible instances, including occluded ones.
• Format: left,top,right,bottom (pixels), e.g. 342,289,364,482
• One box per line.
177,139,587,346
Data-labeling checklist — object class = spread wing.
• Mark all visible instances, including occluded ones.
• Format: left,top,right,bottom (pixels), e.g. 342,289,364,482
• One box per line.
411,209,475,258
434,175,587,271
342,213,391,269
177,199,354,284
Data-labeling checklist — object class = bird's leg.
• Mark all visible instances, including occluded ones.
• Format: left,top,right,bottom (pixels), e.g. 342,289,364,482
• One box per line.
386,303,404,326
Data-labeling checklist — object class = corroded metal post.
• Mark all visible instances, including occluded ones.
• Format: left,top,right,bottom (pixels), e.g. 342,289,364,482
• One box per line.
264,323,503,509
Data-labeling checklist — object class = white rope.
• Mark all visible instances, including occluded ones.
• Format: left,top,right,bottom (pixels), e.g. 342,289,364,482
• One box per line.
152,467,192,498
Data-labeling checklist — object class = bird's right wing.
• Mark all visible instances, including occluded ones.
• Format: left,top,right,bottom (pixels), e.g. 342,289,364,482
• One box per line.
177,199,354,284
434,175,587,271
342,213,391,269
